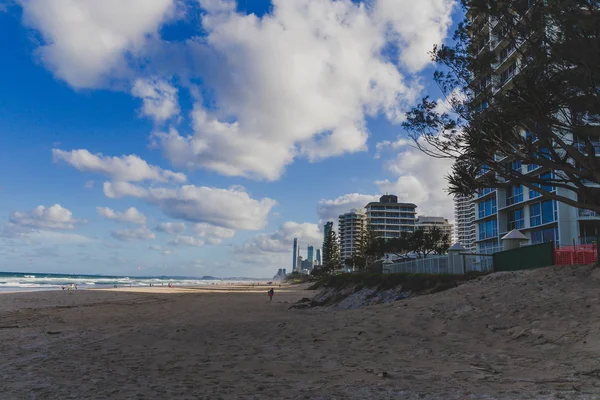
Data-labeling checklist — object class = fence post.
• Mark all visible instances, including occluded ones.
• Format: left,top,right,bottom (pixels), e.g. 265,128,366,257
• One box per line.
462,254,467,275
597,235,600,265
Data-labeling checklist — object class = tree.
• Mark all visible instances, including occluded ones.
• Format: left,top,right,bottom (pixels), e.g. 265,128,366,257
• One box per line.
402,0,600,213
322,229,340,273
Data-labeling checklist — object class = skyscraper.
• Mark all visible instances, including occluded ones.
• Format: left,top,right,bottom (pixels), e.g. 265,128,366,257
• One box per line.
338,209,366,263
292,238,298,272
307,246,314,264
322,221,333,263
316,249,321,265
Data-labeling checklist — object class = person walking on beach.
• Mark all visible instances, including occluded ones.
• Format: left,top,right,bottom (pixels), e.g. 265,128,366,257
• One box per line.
268,288,274,302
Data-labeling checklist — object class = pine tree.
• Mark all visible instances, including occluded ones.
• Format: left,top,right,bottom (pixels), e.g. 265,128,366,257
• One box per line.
323,229,340,273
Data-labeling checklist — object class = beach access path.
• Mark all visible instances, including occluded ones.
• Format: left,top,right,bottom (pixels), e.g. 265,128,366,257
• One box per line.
1,269,600,399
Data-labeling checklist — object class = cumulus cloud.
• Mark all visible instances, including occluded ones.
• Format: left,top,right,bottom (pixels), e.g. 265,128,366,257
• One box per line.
156,222,186,235
53,149,186,183
97,207,147,225
132,78,180,123
191,222,235,244
18,0,177,88
374,137,454,220
237,221,321,255
154,0,455,180
10,204,83,230
103,181,149,199
168,235,205,247
103,182,276,231
111,226,156,241
149,244,173,255
317,193,379,229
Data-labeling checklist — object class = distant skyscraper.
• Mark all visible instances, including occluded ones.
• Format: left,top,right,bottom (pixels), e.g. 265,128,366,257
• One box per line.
316,249,321,265
292,238,298,271
322,221,333,263
307,245,314,269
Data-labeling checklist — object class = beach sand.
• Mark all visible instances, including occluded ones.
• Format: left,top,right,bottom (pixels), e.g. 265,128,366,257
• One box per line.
1,267,600,400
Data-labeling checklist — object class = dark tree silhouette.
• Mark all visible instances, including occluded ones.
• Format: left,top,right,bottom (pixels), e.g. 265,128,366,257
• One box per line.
402,0,600,212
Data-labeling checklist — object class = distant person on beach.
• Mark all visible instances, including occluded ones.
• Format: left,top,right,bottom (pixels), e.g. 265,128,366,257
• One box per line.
268,288,274,302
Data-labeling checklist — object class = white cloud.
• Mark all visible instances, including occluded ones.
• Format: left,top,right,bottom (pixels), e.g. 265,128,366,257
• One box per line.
317,193,379,229
111,226,156,241
97,207,147,225
373,0,455,71
103,181,149,199
168,235,205,247
132,78,180,123
149,245,172,255
155,0,455,180
237,221,321,255
102,182,276,231
191,222,235,244
10,204,83,230
53,149,186,183
374,137,454,221
18,0,177,88
156,222,186,235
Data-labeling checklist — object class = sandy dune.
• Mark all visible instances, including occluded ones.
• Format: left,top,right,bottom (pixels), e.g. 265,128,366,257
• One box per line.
1,267,600,399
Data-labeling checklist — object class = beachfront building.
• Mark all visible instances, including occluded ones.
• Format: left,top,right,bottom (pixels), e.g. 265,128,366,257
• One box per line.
454,195,476,252
365,195,417,239
307,246,314,265
468,2,600,253
416,216,453,238
322,221,333,263
338,209,367,262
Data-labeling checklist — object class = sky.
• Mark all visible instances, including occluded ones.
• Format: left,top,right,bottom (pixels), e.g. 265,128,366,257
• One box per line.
0,0,461,278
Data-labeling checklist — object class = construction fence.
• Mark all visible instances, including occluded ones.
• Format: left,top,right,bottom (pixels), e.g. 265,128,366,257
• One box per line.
554,244,598,265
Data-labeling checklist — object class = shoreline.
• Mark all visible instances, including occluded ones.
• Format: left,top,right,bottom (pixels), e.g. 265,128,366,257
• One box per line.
0,281,285,295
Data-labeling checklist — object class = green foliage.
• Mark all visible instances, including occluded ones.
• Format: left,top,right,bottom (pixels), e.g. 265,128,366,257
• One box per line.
402,0,600,213
307,271,485,293
285,271,316,284
362,227,451,263
321,229,340,274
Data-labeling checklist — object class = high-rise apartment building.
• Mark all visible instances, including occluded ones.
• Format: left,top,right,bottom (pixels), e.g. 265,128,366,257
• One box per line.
316,249,321,265
365,195,417,238
322,221,333,263
416,216,454,238
454,195,476,252
468,2,600,253
338,209,367,262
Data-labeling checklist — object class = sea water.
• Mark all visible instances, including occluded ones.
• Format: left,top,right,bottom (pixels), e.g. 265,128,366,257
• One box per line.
0,272,248,292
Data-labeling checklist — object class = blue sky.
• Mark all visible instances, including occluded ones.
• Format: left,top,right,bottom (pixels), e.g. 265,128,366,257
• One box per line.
0,0,461,278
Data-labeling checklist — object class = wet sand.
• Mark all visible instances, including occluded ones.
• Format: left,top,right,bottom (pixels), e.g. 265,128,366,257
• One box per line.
1,268,600,399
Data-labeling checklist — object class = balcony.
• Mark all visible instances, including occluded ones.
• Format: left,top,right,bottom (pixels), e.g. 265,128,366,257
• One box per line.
578,209,600,219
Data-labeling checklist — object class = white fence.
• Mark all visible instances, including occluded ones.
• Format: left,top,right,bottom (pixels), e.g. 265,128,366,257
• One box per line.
383,246,504,275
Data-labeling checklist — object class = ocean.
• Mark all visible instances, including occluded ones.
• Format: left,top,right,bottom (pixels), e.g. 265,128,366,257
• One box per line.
0,271,252,292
